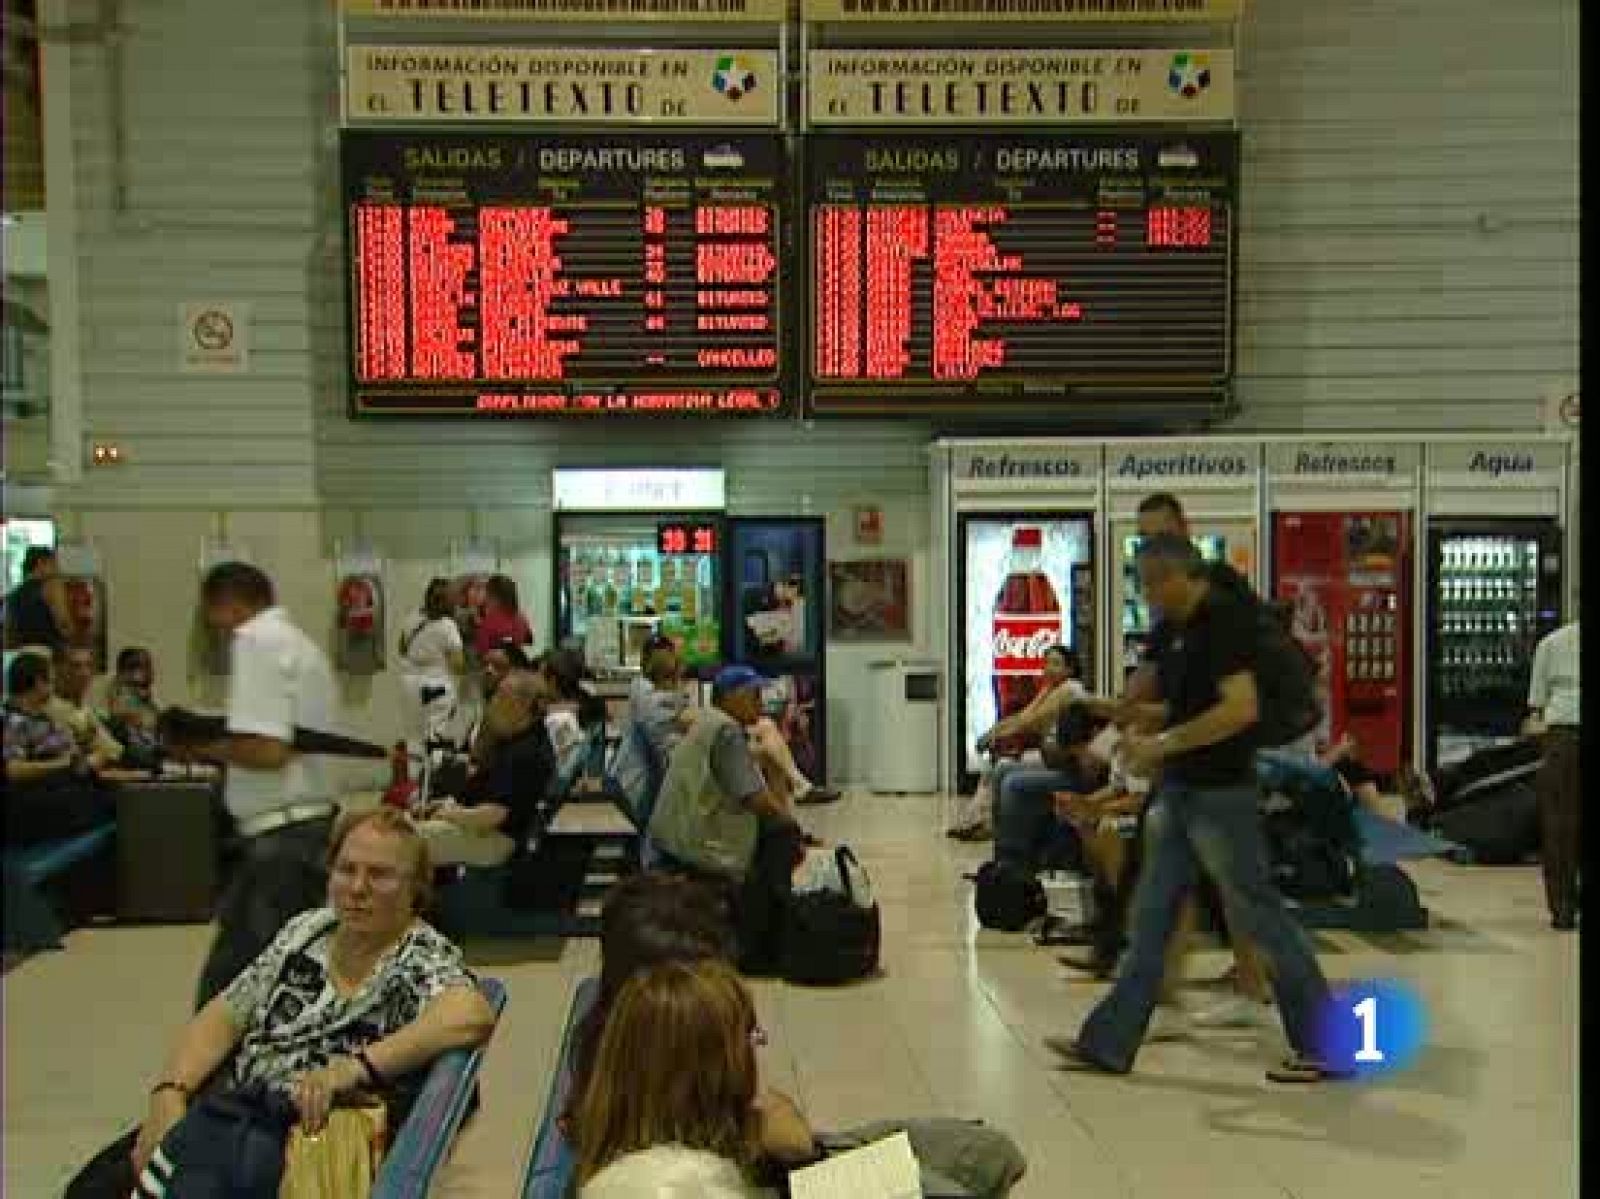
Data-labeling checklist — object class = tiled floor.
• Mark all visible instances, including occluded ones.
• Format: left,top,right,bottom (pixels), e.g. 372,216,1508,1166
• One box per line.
4,794,1577,1198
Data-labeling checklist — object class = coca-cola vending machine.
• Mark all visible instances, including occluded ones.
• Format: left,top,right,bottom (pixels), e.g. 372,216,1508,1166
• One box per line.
957,514,1095,790
1272,511,1412,777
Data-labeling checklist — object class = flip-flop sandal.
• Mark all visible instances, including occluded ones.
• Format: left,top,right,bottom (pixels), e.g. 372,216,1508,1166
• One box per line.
1043,1037,1127,1075
1267,1055,1356,1084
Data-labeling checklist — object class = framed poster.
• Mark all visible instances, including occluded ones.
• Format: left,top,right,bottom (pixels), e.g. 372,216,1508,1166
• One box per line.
828,559,910,641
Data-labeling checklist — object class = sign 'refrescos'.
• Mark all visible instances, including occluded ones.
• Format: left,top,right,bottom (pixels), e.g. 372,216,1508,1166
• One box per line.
808,49,1235,125
347,46,781,126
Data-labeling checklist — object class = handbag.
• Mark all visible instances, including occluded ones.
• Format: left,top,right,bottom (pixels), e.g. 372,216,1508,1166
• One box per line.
279,1101,389,1199
780,846,881,986
134,1084,298,1199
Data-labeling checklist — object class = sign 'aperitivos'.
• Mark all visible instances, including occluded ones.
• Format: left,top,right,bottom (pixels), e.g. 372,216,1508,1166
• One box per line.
342,132,786,417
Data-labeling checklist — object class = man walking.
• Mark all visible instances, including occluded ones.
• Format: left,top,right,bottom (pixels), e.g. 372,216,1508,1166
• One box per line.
1050,536,1344,1083
1527,618,1579,931
185,562,338,1007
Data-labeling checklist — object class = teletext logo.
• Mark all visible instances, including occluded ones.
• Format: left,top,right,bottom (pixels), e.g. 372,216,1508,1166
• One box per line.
1115,451,1248,480
964,453,1085,480
1468,451,1535,478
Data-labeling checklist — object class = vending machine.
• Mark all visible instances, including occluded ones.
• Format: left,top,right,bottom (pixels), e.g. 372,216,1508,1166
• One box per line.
1421,441,1569,771
1272,511,1412,776
1110,518,1257,683
724,517,829,782
1425,518,1563,770
552,469,727,676
955,512,1096,790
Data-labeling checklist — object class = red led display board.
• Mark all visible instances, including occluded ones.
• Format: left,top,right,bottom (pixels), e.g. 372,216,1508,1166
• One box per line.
806,133,1238,418
343,132,787,417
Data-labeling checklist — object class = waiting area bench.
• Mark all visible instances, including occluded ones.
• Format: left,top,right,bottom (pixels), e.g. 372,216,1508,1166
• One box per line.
373,976,509,1199
521,976,599,1199
2,823,117,954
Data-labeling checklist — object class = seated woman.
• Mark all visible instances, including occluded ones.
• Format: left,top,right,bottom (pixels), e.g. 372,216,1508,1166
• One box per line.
397,578,467,754
1056,731,1275,1034
105,646,163,769
612,634,696,820
4,651,116,846
568,872,1026,1199
949,645,1087,842
65,808,498,1199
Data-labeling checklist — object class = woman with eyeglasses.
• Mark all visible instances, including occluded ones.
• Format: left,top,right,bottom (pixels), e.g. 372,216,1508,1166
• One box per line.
65,809,497,1199
573,958,777,1197
397,578,468,752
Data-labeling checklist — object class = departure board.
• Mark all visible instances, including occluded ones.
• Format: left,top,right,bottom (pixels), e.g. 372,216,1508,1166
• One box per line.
343,132,786,417
806,133,1238,418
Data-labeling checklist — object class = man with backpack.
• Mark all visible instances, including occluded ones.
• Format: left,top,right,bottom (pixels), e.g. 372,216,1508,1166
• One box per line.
1048,535,1345,1084
1063,493,1323,1031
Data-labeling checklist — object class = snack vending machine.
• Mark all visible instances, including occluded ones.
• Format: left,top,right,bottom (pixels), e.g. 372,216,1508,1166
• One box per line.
1110,519,1256,683
1425,518,1563,770
1272,511,1412,776
724,517,829,782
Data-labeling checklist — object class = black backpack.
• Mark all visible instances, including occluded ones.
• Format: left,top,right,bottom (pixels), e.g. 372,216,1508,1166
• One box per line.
780,846,881,985
973,861,1047,932
1205,563,1322,750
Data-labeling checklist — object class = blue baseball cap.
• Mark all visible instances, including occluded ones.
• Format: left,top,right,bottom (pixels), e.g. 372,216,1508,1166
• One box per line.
712,664,768,700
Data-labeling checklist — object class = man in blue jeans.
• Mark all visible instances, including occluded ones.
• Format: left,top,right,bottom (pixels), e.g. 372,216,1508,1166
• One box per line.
1048,535,1346,1084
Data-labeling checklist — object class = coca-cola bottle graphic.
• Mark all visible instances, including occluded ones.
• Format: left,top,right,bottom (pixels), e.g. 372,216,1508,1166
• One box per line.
992,527,1063,722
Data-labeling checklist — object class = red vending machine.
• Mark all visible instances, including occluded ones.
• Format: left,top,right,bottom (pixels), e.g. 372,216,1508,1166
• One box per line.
1272,512,1412,777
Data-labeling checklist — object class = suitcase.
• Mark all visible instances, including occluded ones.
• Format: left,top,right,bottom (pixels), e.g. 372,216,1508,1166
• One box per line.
115,780,222,923
1425,776,1540,865
1432,739,1543,812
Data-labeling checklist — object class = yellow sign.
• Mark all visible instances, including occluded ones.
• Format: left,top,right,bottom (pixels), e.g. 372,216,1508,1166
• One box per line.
802,0,1239,20
341,0,788,21
347,46,781,125
808,48,1233,124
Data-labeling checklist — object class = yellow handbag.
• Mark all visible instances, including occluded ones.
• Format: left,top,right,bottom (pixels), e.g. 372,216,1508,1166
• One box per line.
279,1102,389,1199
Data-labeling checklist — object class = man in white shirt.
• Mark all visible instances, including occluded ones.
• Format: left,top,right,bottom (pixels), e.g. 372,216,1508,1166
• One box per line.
1527,620,1579,931
186,562,340,1006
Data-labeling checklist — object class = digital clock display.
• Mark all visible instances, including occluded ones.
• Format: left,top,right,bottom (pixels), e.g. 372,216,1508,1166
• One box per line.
806,132,1238,417
343,132,788,418
658,521,719,556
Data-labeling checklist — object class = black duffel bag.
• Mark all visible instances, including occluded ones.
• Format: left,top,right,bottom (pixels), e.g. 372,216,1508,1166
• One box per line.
781,846,881,985
974,860,1047,932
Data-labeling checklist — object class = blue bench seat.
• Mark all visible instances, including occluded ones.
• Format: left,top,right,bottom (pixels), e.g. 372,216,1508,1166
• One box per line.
521,976,600,1199
2,823,117,953
373,976,508,1199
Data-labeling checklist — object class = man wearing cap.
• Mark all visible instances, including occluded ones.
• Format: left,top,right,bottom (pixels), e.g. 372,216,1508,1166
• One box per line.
648,663,808,973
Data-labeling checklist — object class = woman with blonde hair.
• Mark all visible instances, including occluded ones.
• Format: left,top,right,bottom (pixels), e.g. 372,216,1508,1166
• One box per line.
574,959,771,1197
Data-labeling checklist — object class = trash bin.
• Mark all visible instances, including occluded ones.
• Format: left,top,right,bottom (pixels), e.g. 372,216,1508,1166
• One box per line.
866,660,942,794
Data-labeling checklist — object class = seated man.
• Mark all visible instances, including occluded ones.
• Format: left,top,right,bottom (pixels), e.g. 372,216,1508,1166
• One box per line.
4,651,116,846
991,697,1110,873
64,809,498,1199
417,669,557,868
566,872,1027,1199
647,665,808,974
48,646,125,772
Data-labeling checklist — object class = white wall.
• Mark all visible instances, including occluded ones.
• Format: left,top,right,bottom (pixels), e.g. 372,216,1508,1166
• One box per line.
47,0,1578,785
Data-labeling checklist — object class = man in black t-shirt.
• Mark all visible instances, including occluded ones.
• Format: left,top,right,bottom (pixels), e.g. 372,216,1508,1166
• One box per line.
1049,535,1343,1084
418,669,555,866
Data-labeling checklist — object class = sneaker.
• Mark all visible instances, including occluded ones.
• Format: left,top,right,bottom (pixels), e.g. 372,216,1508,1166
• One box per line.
1552,916,1577,932
1191,996,1275,1030
797,787,843,806
1147,1005,1190,1042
